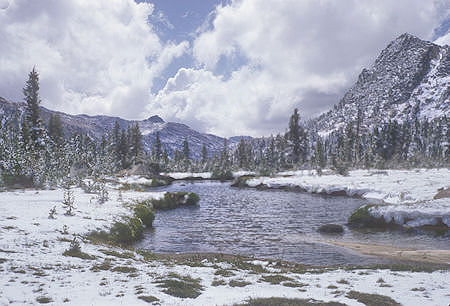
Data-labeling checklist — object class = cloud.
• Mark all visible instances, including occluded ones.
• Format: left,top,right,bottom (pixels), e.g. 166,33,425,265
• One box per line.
153,0,448,136
0,0,188,118
435,32,450,46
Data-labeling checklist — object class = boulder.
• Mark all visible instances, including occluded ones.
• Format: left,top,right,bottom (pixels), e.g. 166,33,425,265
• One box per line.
317,224,344,234
434,187,450,200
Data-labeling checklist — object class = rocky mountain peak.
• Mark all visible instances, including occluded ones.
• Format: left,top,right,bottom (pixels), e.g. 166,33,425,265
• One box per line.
314,33,449,135
144,115,164,124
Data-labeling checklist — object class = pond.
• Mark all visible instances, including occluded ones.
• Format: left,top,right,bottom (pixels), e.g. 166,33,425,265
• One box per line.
135,181,449,266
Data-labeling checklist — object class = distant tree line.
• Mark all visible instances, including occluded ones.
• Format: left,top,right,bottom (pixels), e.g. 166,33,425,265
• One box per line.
0,68,448,188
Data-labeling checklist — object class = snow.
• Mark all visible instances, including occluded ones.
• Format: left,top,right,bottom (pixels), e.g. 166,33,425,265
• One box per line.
246,169,450,228
0,179,449,304
115,175,154,185
163,171,255,180
163,172,212,179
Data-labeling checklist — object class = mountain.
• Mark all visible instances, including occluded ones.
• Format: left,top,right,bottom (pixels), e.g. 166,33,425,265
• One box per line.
313,33,449,135
0,97,244,159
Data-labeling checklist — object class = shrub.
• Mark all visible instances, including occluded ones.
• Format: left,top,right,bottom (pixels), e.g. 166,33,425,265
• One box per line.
348,205,387,228
62,189,75,216
134,204,155,227
211,168,233,180
109,219,142,244
151,192,200,210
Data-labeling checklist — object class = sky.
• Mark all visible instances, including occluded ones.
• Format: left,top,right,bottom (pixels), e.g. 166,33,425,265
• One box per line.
0,0,449,137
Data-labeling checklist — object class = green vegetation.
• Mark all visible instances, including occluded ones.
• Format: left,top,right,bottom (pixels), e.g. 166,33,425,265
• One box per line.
63,237,96,260
111,266,138,273
235,297,347,306
231,175,255,187
214,269,236,277
229,279,252,287
138,295,159,303
36,296,53,304
346,291,401,306
348,204,387,227
155,273,203,298
151,192,200,210
260,274,294,285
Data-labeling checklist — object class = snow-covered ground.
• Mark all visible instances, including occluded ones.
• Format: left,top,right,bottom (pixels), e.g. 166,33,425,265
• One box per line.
246,169,450,228
163,171,255,180
0,180,449,305
162,172,212,180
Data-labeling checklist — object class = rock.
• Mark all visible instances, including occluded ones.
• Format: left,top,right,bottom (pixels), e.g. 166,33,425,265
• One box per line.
317,224,344,234
434,187,450,200
231,175,255,187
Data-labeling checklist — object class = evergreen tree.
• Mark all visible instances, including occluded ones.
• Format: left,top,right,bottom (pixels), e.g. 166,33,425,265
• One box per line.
130,123,143,162
153,131,162,161
23,67,46,150
201,144,207,163
182,138,190,160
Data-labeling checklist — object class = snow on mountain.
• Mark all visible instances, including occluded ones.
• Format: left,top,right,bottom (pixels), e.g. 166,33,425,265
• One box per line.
0,97,233,159
313,33,449,134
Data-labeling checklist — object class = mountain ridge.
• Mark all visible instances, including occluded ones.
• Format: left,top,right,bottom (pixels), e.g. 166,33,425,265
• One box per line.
1,33,448,158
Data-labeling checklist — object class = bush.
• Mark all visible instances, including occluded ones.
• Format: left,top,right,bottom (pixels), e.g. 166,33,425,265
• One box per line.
151,192,200,210
211,168,233,180
109,217,143,244
348,205,387,228
134,204,155,227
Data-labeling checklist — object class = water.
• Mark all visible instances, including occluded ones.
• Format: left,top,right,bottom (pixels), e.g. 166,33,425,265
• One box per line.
136,181,449,266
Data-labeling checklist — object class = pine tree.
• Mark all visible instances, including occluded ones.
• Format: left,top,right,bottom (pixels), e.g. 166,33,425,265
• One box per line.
23,67,46,150
182,138,190,160
130,123,143,162
153,131,162,161
201,144,207,163
119,129,129,169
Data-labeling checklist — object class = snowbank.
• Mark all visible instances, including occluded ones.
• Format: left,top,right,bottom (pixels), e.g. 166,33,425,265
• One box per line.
163,172,212,180
370,198,450,227
246,169,450,228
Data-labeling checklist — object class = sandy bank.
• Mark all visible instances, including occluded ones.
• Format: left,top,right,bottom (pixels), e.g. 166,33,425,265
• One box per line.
326,240,450,265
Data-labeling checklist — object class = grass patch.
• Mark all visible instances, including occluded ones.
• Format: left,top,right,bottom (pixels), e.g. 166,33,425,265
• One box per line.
62,249,95,260
411,287,426,292
336,279,349,285
214,269,235,277
138,295,159,303
344,263,443,273
229,279,252,287
99,249,135,259
235,297,347,306
91,260,113,272
111,266,138,273
346,291,401,306
260,274,294,285
155,274,203,298
327,285,338,289
282,282,308,288
36,296,53,304
211,278,227,286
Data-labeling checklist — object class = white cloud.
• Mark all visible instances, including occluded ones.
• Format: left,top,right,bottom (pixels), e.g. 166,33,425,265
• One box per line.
152,0,448,136
0,0,188,118
435,32,450,46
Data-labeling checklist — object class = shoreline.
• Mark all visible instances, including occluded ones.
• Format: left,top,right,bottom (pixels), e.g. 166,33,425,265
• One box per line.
325,240,450,266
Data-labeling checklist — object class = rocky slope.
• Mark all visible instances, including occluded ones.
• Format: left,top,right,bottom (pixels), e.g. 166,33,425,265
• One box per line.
313,33,449,135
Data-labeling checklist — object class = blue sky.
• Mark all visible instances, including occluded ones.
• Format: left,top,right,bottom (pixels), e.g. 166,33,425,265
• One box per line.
0,0,448,137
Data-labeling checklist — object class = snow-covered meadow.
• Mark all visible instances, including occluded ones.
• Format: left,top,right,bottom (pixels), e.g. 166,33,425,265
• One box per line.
0,180,448,305
246,169,450,228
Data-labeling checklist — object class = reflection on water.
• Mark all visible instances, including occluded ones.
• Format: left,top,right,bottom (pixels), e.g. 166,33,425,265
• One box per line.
135,181,449,266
